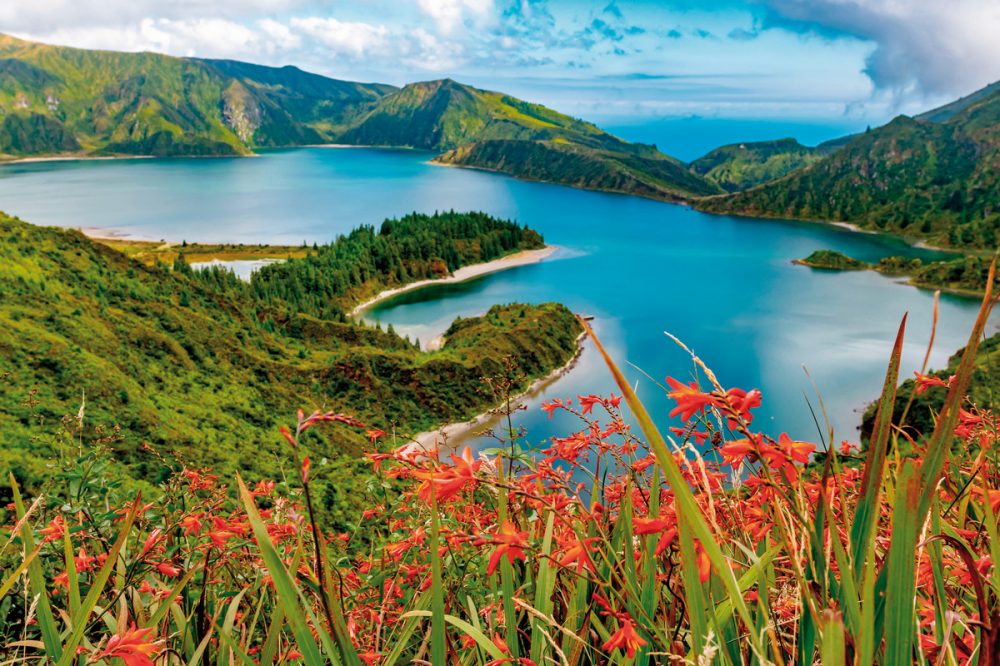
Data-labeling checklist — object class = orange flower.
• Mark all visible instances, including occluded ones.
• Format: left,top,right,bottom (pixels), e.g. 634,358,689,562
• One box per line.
777,433,815,464
913,371,952,394
413,447,481,504
602,616,647,658
483,520,529,576
94,625,163,666
555,533,599,573
666,377,719,421
39,516,65,543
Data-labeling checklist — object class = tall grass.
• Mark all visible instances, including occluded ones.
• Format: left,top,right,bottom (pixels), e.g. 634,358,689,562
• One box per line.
2,275,998,664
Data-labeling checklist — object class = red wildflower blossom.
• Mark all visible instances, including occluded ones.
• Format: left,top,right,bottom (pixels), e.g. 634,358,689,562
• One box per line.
913,372,952,394
39,516,65,543
666,377,719,421
602,616,647,659
413,447,481,504
481,520,529,576
94,625,163,666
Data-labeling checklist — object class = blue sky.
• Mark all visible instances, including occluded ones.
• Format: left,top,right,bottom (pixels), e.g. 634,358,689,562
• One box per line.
4,0,999,127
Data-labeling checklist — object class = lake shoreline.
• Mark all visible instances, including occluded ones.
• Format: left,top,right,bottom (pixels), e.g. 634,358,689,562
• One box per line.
350,245,558,317
410,328,588,450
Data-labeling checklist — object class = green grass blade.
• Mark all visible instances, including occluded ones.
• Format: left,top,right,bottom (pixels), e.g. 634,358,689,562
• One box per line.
849,314,906,578
429,492,447,665
820,610,846,665
529,510,556,664
0,544,40,600
10,475,63,660
883,459,920,665
402,611,507,660
237,474,329,665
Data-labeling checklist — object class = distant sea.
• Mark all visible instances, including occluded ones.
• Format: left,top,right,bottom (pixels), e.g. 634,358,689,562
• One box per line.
603,116,865,161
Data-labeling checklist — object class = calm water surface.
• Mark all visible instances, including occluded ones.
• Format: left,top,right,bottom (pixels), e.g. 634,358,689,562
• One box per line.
0,147,988,448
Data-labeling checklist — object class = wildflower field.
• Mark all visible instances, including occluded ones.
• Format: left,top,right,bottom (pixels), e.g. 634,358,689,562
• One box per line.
2,270,998,665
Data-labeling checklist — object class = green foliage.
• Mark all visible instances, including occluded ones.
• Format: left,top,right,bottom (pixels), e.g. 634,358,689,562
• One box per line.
688,137,828,192
319,77,721,199
0,211,581,527
699,86,1000,249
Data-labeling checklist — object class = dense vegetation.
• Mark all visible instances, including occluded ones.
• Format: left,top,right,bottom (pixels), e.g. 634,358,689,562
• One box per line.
699,82,1000,249
247,210,544,320
2,287,997,663
0,212,581,528
687,137,831,192
796,248,1000,294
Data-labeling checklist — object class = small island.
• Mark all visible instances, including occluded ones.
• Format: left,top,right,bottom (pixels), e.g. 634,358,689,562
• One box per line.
795,248,998,295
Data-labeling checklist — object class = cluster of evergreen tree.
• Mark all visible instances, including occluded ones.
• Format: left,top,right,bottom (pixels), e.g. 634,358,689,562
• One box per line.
240,211,543,320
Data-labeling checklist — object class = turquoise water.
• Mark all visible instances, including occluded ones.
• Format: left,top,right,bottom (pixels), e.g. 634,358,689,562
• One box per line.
0,147,988,448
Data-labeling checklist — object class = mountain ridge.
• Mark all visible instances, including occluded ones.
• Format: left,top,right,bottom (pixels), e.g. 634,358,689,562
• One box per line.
0,34,719,199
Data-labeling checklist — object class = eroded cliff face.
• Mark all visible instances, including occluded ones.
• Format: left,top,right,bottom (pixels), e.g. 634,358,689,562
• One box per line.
222,81,261,145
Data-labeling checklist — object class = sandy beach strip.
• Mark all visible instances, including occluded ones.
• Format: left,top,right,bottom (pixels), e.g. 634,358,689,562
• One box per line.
350,245,558,317
409,329,587,450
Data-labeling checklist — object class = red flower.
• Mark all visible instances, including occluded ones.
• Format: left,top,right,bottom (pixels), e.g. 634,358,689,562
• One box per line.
777,433,815,465
94,625,163,666
602,616,647,658
555,533,600,573
413,447,481,504
39,516,65,543
482,520,529,576
913,372,952,394
666,377,719,421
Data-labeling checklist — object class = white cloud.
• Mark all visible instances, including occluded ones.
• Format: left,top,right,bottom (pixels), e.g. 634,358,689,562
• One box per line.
0,0,307,31
416,0,494,35
18,18,267,60
289,17,389,58
760,0,1000,99
402,27,467,71
257,18,302,52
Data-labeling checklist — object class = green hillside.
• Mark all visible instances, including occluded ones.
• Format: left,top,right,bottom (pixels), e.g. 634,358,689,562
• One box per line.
697,82,1000,249
0,33,392,156
0,212,581,524
688,137,829,192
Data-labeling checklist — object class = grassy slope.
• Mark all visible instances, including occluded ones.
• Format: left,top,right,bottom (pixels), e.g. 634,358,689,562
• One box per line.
0,34,392,156
687,137,828,192
0,214,581,524
696,85,1000,249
